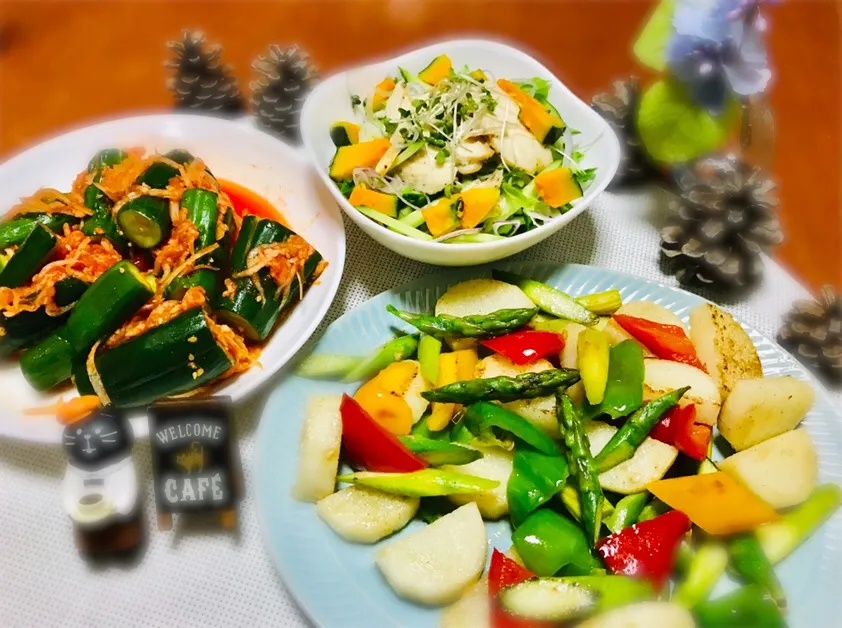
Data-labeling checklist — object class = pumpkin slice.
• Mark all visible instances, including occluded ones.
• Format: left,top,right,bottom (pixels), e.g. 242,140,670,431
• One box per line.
330,122,360,147
329,139,392,180
419,55,453,85
647,471,780,535
348,185,399,218
497,79,566,144
422,196,461,238
460,187,501,229
534,167,583,208
373,77,396,111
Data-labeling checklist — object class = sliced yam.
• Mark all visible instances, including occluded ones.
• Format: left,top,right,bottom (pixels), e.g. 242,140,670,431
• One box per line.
560,323,588,369
418,54,453,85
396,145,456,195
422,197,461,238
718,376,814,451
372,77,396,111
440,578,490,628
689,303,763,399
291,395,343,502
643,358,721,427
348,185,399,218
375,502,488,606
329,139,392,180
534,167,583,208
475,354,559,438
460,187,501,229
616,301,687,330
718,429,818,509
442,446,514,519
436,278,535,317
496,78,566,144
586,421,678,494
577,602,696,628
647,472,779,535
500,578,596,622
316,485,419,543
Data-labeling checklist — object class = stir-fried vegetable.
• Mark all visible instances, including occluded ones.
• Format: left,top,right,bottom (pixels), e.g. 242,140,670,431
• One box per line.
512,509,596,576
386,304,537,339
423,369,579,404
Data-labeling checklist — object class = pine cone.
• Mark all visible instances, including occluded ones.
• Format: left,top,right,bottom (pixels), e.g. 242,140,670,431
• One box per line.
779,287,842,385
591,77,660,189
166,31,244,115
660,155,783,290
251,45,319,143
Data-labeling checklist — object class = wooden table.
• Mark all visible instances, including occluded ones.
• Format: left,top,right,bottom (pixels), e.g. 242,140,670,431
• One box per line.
1,0,839,291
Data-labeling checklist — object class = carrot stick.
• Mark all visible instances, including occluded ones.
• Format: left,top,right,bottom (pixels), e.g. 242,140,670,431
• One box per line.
25,395,102,425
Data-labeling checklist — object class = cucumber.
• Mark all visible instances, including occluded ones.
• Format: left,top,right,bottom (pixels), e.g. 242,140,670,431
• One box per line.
0,225,57,288
135,161,179,189
82,185,129,253
164,149,195,165
215,216,323,341
492,271,596,325
117,197,171,248
391,142,425,171
88,148,126,178
0,277,89,357
74,307,233,407
356,205,434,240
0,212,79,249
166,188,220,301
20,261,155,391
499,576,654,622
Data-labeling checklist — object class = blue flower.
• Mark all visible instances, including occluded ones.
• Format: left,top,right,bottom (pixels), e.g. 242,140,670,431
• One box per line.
667,0,773,115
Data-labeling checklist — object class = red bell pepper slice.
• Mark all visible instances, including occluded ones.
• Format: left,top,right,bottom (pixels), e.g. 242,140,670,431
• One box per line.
481,331,564,365
596,510,691,589
488,549,543,628
650,404,711,461
612,314,705,371
339,394,428,473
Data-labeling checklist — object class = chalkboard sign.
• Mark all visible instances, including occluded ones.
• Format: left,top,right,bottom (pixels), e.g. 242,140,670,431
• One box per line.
149,398,240,528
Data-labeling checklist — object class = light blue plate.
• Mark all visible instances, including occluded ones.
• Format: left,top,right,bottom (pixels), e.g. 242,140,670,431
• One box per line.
256,262,842,628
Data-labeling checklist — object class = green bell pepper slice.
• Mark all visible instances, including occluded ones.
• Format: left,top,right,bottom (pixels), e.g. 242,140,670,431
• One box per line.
585,340,645,419
512,509,598,577
694,584,786,628
507,444,569,527
463,401,560,455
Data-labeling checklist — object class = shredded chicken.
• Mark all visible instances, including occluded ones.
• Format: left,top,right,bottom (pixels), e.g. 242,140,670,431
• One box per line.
10,188,92,219
0,228,121,317
232,235,315,289
105,286,206,349
154,210,200,274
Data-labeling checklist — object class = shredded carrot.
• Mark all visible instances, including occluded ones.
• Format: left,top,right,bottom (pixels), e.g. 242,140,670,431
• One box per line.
25,395,102,425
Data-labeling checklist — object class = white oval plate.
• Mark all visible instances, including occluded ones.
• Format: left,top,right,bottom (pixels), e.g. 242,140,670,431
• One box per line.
301,39,620,266
0,113,345,443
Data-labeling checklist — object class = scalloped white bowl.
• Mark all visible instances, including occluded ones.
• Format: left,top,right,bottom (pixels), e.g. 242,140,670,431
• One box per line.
301,39,621,266
0,114,345,443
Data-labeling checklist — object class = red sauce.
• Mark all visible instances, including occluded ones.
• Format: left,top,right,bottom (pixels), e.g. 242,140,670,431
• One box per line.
218,179,289,226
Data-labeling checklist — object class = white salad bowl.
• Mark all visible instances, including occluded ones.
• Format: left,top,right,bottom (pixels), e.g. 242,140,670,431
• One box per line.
0,113,345,443
301,39,620,266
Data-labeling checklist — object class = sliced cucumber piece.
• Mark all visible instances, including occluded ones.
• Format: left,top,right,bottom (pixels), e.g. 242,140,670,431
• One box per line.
356,206,433,240
117,197,171,248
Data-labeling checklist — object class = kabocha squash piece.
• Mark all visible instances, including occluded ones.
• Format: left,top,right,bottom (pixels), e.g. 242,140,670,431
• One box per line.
372,77,396,111
534,167,583,208
418,55,453,85
329,138,392,180
497,79,566,144
422,197,461,238
329,121,360,147
646,472,780,535
348,186,399,218
460,187,501,229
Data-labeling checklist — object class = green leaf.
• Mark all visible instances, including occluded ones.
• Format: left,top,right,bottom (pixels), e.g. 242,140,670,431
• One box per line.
636,78,738,163
633,0,676,72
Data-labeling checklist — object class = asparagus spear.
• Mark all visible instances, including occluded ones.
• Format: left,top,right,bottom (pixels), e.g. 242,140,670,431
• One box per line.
574,290,623,315
756,483,842,564
558,392,605,547
386,304,537,339
342,334,418,382
493,270,597,325
559,484,614,522
672,542,729,608
694,584,786,628
337,469,499,497
605,492,650,533
593,387,690,473
728,535,786,610
422,369,580,404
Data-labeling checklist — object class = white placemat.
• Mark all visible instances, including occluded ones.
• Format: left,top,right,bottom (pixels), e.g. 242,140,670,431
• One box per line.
0,189,835,628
